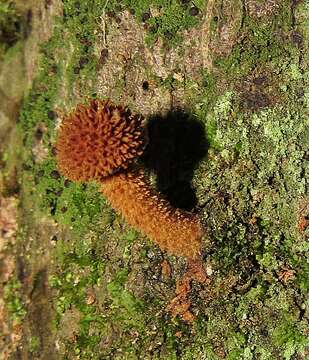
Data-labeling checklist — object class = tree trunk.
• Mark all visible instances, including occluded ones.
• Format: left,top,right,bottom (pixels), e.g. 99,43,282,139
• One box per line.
1,0,308,359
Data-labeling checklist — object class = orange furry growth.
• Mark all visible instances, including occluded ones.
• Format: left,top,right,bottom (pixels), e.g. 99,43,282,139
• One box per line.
101,170,202,259
56,99,203,259
56,99,144,181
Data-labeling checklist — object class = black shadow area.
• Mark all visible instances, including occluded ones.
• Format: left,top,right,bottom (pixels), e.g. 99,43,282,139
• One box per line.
141,110,209,211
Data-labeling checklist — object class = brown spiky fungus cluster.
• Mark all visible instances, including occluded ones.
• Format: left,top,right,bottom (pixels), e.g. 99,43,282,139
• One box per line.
56,99,144,181
56,100,208,321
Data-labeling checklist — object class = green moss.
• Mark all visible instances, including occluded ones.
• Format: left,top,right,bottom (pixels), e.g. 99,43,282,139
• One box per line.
107,269,145,330
4,277,27,324
119,0,201,47
29,336,41,353
50,245,106,322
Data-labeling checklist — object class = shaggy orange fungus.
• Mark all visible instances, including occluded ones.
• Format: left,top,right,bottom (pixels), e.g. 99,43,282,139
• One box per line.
56,99,145,181
56,100,202,259
101,170,202,259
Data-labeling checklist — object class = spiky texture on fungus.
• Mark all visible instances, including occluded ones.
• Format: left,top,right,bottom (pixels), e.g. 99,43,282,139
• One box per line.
56,100,144,181
101,169,202,259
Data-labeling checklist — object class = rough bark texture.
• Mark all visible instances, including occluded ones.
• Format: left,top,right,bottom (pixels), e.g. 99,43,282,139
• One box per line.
0,0,308,359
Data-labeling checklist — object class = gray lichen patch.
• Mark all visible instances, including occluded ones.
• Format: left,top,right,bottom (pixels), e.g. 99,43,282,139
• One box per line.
209,0,243,57
245,0,281,20
96,9,217,116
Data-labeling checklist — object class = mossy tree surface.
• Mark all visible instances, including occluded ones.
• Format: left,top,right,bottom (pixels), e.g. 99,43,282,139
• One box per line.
1,0,308,359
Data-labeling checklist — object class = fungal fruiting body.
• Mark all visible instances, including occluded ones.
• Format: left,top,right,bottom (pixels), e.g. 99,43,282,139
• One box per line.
56,99,144,181
56,100,203,259
101,169,202,259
